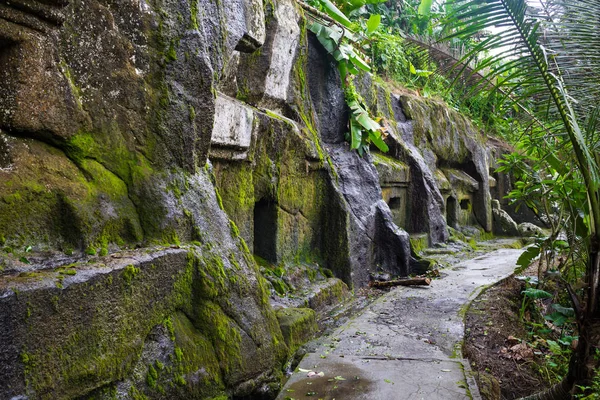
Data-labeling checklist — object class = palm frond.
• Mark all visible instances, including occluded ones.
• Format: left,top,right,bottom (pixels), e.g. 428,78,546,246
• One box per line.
442,0,600,231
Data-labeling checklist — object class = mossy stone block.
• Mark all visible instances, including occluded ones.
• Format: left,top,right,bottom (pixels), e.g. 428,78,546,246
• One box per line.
307,278,349,312
276,307,317,355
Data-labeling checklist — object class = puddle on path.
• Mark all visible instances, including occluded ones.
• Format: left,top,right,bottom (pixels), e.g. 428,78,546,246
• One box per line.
281,362,374,400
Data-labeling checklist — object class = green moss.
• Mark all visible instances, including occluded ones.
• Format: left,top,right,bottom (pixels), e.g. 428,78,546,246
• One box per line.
129,386,149,400
161,230,181,246
410,234,428,255
51,295,59,312
276,308,317,355
171,311,224,395
194,302,243,375
122,264,140,287
190,0,199,29
308,279,348,310
166,40,177,62
146,364,158,388
17,252,203,398
60,268,77,276
85,246,97,255
270,278,289,296
163,316,176,341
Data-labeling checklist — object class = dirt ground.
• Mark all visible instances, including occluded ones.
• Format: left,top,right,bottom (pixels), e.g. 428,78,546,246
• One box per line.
464,277,551,399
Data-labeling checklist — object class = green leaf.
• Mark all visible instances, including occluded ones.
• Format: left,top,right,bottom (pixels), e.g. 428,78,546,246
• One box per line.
350,119,362,150
516,245,540,270
349,52,371,72
546,340,562,354
320,0,353,28
417,0,434,17
370,131,389,152
355,112,381,131
545,153,567,175
522,288,553,299
415,69,433,77
409,61,417,75
545,313,568,327
552,304,575,317
366,14,381,35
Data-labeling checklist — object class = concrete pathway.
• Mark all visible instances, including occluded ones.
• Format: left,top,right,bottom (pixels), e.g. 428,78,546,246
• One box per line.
277,248,524,400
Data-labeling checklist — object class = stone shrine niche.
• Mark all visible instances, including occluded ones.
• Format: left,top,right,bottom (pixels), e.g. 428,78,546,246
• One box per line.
0,0,84,142
253,198,278,264
446,196,458,229
372,153,411,230
436,167,480,228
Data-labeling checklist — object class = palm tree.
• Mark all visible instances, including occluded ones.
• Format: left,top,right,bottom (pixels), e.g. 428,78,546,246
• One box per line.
441,0,600,397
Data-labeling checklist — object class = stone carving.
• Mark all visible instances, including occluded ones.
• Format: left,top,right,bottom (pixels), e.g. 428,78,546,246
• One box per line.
210,93,256,160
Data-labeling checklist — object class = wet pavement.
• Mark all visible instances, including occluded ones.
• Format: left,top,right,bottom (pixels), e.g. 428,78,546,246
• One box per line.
277,247,524,400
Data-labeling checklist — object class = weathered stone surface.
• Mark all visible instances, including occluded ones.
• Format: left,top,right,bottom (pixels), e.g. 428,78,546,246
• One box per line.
0,245,287,400
350,80,449,245
307,33,348,144
392,136,449,244
0,1,295,397
212,107,326,268
0,0,520,397
443,168,479,193
306,278,350,311
327,145,412,286
276,308,318,355
237,0,301,110
373,153,410,186
227,0,267,53
398,94,493,232
518,222,545,237
210,93,255,159
373,153,410,230
0,1,87,141
492,200,520,236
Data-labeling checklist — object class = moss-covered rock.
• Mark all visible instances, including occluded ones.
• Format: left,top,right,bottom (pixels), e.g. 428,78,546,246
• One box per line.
0,243,288,399
276,308,317,355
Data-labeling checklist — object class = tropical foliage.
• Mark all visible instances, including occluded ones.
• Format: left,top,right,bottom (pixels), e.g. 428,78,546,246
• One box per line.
440,0,600,396
305,0,390,154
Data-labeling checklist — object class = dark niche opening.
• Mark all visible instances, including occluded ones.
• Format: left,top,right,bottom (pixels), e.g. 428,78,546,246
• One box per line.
460,199,471,210
253,198,278,264
447,196,458,228
388,196,402,210
0,38,18,128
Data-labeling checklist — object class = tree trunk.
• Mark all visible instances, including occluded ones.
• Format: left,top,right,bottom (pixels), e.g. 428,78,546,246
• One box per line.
572,242,600,396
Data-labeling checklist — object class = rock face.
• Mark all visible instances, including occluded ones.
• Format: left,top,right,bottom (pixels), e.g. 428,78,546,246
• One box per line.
0,0,508,398
519,222,545,237
492,199,520,236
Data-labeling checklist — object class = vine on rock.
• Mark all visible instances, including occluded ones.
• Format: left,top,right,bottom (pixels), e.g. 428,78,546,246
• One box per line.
304,0,389,155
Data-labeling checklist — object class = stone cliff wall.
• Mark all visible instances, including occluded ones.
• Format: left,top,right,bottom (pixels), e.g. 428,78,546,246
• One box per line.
0,0,503,398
